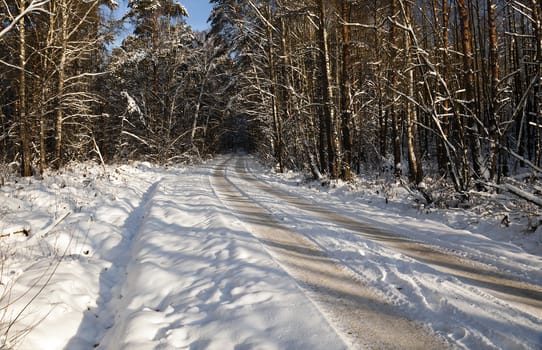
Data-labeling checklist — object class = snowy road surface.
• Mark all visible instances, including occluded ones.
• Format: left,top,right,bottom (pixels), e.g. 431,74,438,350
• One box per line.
211,158,447,349
94,157,349,349
1,155,542,349
229,158,542,316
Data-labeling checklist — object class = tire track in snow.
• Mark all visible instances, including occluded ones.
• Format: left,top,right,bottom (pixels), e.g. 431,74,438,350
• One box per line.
232,155,542,348
210,157,449,350
91,179,162,349
94,163,349,349
235,156,542,319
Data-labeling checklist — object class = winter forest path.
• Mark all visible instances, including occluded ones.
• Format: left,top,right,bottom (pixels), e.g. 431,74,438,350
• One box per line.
88,158,350,349
68,154,542,350
210,156,450,349
230,156,542,319
215,154,542,348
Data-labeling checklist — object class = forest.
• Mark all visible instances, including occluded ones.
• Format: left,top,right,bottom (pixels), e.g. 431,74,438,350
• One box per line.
1,0,541,202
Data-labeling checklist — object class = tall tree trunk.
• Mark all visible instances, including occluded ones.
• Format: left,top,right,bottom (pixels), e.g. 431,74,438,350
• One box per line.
405,68,423,184
191,63,212,147
402,3,423,184
279,17,296,167
317,0,340,179
437,0,450,176
340,0,353,180
18,2,31,177
152,4,160,132
531,0,542,167
389,0,402,177
55,0,68,168
39,1,57,173
457,0,483,182
487,0,500,180
302,38,323,173
266,4,283,172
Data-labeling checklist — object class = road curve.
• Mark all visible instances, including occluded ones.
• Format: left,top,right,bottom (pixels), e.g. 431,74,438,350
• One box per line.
230,156,542,320
210,156,451,350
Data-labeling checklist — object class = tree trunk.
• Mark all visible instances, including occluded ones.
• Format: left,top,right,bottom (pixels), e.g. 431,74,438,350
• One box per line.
266,3,283,172
279,17,292,164
39,1,57,173
18,2,31,177
405,69,423,184
54,0,68,168
403,3,423,184
457,0,483,182
437,0,450,176
317,0,340,179
191,64,212,147
340,0,353,180
487,0,500,180
531,0,542,167
389,0,402,177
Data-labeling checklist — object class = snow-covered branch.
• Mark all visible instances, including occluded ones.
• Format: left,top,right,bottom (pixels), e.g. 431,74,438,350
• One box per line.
0,0,50,40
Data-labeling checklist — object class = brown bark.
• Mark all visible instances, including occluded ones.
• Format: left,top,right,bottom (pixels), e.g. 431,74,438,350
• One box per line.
317,0,340,179
487,0,500,180
457,0,483,181
340,0,353,180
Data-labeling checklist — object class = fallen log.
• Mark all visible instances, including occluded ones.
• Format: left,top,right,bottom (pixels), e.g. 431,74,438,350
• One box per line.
485,182,542,208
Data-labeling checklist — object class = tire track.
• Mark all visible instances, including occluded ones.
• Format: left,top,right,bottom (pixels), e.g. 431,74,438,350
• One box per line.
93,179,162,349
231,156,542,320
209,157,449,350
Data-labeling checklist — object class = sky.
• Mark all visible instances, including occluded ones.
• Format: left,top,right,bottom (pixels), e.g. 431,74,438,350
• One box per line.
112,0,213,32
182,0,213,31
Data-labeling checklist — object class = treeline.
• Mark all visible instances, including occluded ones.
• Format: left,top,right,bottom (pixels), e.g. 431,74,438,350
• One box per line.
210,0,542,192
1,0,111,176
0,0,230,176
2,0,541,196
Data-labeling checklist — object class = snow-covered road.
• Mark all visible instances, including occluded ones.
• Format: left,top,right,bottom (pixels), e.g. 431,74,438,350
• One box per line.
1,155,541,349
226,156,542,349
93,157,353,349
229,157,542,316
211,157,448,349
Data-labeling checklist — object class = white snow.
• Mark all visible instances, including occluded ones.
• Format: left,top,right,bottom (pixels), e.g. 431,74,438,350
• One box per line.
120,90,143,122
0,155,541,349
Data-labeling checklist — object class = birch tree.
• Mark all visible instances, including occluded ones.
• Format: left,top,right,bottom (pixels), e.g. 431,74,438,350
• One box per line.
16,0,31,176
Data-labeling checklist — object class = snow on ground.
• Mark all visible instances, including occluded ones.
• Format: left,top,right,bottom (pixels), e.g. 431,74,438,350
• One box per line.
0,160,344,349
241,156,542,349
0,155,541,349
